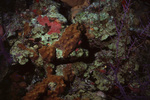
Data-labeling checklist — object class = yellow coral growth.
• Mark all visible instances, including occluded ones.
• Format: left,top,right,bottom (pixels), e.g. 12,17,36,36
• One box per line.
38,45,56,62
54,23,84,58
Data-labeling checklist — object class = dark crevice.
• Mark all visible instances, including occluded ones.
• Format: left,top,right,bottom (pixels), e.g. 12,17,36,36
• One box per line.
55,0,72,25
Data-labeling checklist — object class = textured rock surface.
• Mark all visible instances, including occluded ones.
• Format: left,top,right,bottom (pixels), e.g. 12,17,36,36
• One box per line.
54,23,85,58
38,45,56,63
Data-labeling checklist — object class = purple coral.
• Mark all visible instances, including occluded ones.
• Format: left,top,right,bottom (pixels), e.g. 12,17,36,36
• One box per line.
111,0,150,99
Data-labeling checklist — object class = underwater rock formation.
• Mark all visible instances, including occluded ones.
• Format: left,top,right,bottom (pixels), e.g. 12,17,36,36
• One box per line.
38,45,56,63
0,0,150,100
22,67,66,100
54,22,85,58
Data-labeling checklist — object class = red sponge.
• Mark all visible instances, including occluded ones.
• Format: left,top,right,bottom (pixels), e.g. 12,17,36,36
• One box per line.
37,15,61,34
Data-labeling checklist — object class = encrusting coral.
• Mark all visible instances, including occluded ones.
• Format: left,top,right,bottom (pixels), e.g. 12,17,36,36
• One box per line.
23,22,32,37
38,45,56,62
17,43,39,60
3,0,150,99
14,22,85,65
22,67,66,100
54,22,85,58
63,63,75,82
37,15,62,35
70,0,90,19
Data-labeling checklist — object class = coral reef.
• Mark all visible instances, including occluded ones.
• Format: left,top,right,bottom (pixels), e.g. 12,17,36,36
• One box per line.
46,4,67,23
63,63,75,82
70,0,90,20
72,1,117,41
37,15,62,34
23,22,32,37
10,22,86,65
60,0,90,20
0,0,150,100
17,43,39,60
54,22,85,58
22,67,66,100
38,45,56,63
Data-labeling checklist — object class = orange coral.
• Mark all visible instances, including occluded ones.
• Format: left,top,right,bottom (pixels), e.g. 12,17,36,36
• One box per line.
46,75,66,96
38,45,56,62
19,23,85,62
54,23,84,58
24,22,31,37
27,48,39,60
46,66,53,77
17,43,27,50
63,64,75,82
22,67,66,100
22,80,47,100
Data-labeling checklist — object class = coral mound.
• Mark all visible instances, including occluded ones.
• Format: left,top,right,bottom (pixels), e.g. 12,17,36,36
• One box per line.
23,22,32,37
38,45,56,63
22,67,66,100
17,43,39,60
54,23,85,58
